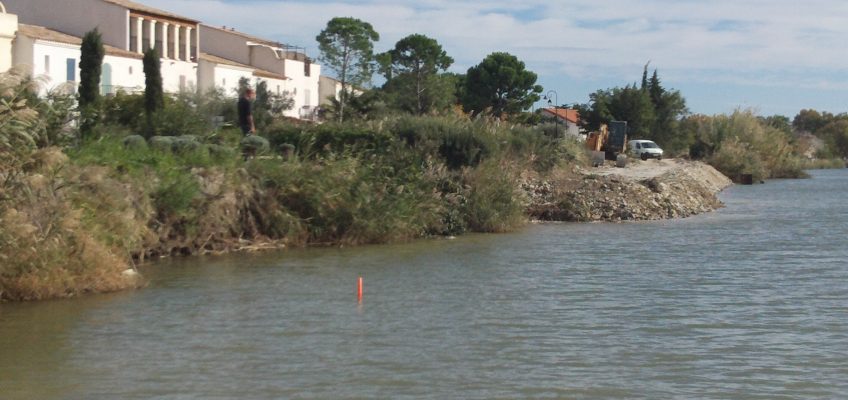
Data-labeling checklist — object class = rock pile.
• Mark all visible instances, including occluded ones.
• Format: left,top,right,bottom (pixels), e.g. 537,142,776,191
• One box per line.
524,161,733,222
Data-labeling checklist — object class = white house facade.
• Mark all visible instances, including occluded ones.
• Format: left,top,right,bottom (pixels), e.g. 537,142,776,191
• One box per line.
2,0,334,121
0,2,17,72
13,24,144,94
199,24,321,119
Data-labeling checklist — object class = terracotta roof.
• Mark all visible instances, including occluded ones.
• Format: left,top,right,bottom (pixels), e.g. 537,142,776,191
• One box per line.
199,52,288,81
542,107,580,124
101,0,198,23
17,24,142,59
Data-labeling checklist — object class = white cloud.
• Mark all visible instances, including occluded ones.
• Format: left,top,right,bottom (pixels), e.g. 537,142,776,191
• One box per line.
144,0,848,112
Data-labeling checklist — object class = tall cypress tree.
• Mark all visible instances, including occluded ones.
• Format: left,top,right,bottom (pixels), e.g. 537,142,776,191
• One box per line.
142,48,164,137
78,29,105,139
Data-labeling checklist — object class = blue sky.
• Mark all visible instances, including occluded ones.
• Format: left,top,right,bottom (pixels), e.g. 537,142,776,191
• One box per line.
146,0,848,117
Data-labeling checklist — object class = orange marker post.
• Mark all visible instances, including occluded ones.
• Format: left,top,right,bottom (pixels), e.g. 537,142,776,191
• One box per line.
357,277,363,302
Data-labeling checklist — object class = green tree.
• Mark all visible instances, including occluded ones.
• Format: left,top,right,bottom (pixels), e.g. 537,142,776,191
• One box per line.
78,29,105,139
378,34,454,115
316,17,379,122
461,52,542,118
580,85,655,139
579,66,688,153
646,69,688,152
143,48,164,137
792,109,828,134
816,120,848,158
759,115,793,136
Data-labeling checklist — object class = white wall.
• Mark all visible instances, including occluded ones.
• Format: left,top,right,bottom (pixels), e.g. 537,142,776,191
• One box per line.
102,54,143,94
282,58,320,119
199,25,249,65
4,0,128,50
160,59,196,92
0,10,17,72
31,41,81,92
11,32,33,74
20,41,143,95
318,75,342,106
215,64,253,96
198,58,254,95
197,58,215,92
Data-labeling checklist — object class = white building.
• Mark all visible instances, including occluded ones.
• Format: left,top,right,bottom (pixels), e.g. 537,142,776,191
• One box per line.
199,24,320,120
0,2,16,72
4,0,200,92
13,24,144,94
541,107,582,137
319,75,343,107
2,0,329,120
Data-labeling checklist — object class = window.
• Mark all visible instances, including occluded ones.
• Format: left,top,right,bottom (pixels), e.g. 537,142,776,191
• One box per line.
101,63,112,95
129,66,133,75
44,55,50,74
304,60,311,77
66,58,76,82
179,75,186,90
222,78,226,86
276,85,280,95
304,89,311,107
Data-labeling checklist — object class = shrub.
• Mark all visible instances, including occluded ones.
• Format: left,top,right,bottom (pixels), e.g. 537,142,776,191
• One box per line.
462,159,526,232
393,116,497,169
241,135,271,156
122,135,148,150
265,121,391,158
690,110,807,181
149,136,175,152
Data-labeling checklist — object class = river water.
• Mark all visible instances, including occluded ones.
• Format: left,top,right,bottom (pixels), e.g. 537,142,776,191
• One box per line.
1,169,846,399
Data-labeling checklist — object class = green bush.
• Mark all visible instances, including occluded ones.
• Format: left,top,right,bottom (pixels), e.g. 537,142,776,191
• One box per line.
393,116,498,169
462,159,526,232
172,135,202,153
122,134,148,150
247,156,441,244
149,136,175,152
265,121,392,158
241,135,271,156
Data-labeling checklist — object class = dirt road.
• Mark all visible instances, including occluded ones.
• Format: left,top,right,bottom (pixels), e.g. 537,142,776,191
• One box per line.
585,158,732,193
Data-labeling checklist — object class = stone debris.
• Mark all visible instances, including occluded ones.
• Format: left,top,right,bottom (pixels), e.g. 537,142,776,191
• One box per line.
524,160,733,222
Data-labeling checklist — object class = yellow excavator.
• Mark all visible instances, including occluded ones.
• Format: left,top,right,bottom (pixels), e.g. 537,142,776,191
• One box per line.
585,121,628,166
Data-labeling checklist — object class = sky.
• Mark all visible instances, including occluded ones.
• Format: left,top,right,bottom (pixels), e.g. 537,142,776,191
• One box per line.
145,0,848,117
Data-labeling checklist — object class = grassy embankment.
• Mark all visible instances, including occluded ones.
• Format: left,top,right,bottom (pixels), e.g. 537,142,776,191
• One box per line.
1,72,585,300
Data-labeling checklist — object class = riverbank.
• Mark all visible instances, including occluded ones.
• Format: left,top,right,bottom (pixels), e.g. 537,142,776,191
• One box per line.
1,140,732,302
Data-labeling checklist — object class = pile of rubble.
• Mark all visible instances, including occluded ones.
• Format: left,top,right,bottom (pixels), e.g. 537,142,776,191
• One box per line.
524,160,733,222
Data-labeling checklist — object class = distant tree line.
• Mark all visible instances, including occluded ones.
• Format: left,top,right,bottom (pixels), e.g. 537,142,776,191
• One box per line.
791,109,848,158
315,17,542,122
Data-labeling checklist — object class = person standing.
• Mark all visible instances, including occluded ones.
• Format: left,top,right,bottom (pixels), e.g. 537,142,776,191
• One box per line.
238,88,256,135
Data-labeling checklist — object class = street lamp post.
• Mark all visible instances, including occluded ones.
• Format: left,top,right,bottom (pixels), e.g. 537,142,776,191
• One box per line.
544,90,558,138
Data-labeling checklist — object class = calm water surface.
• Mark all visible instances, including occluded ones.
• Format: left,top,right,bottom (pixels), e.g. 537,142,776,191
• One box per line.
1,170,847,399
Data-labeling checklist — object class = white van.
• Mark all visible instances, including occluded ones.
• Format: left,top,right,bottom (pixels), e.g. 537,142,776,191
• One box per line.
628,140,664,160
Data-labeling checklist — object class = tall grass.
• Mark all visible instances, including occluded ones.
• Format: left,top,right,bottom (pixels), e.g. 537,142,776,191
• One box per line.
686,110,808,181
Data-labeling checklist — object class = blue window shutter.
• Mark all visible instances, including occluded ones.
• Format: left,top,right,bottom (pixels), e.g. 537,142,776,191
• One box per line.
66,58,76,82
